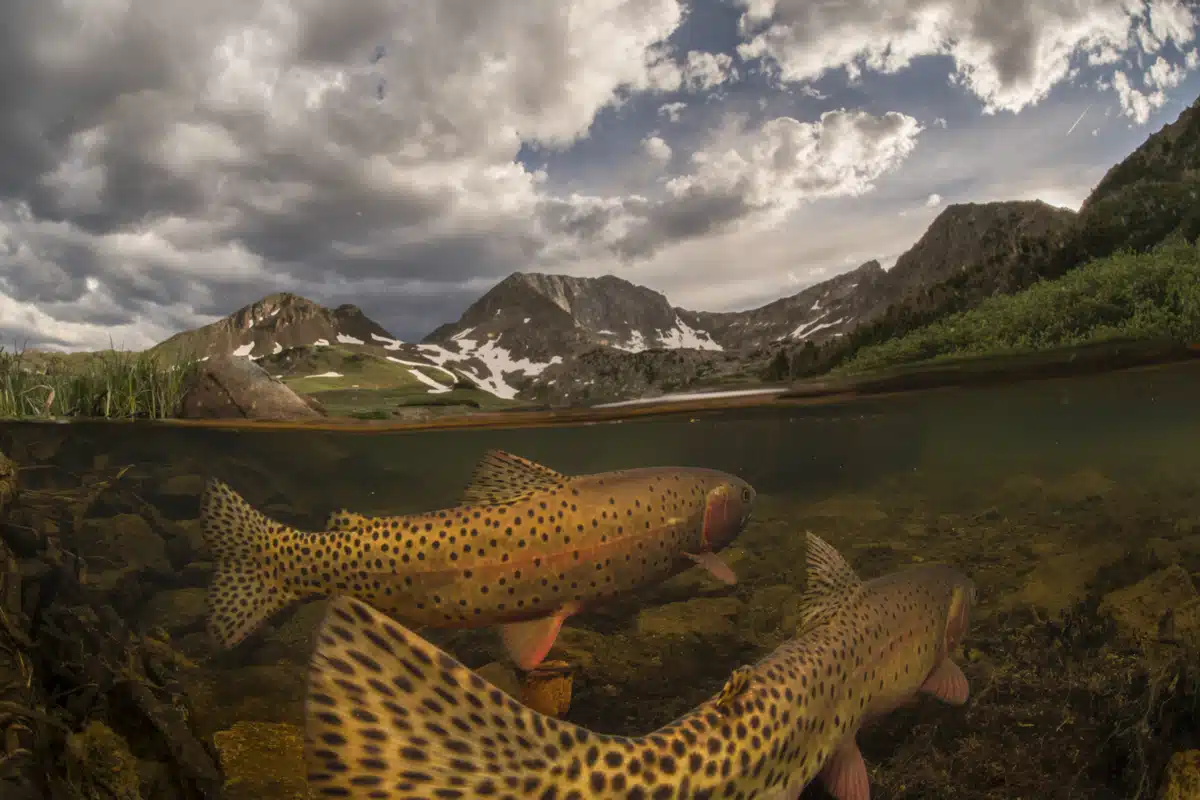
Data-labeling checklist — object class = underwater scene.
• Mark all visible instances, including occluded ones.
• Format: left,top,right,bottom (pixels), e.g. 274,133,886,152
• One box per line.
1,359,1199,800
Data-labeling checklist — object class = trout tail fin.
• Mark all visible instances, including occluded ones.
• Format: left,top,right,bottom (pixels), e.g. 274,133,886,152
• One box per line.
306,596,613,797
200,478,300,649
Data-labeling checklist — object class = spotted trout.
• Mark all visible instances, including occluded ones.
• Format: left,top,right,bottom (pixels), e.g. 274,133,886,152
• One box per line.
201,449,754,669
303,531,975,799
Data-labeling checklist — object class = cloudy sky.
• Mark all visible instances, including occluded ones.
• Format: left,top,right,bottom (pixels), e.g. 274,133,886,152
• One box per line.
2,0,1198,350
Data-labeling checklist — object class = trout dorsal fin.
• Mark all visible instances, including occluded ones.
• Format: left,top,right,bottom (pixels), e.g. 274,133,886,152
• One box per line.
459,449,568,506
797,532,864,632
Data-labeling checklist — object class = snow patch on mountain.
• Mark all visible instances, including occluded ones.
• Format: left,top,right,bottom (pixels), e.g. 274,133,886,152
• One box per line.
408,369,451,393
417,327,564,399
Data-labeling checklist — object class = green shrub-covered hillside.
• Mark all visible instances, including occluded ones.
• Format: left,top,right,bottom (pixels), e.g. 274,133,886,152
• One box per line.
835,239,1200,374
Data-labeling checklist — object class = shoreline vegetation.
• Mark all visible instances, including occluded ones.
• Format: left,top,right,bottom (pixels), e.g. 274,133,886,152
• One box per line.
1,240,1198,421
831,238,1200,376
0,347,201,420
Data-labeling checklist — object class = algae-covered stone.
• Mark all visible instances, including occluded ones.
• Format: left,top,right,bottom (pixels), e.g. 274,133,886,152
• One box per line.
1099,565,1198,642
0,448,16,514
476,661,522,698
140,588,208,634
808,493,888,522
267,599,330,654
213,721,311,800
181,661,309,739
76,514,170,590
1048,468,1114,504
1158,749,1200,800
65,720,142,799
636,596,743,638
1003,541,1127,615
742,584,803,645
160,474,206,497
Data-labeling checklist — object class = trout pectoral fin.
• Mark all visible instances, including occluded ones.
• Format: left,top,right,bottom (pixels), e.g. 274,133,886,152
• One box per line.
684,551,738,585
820,740,870,800
920,658,970,705
500,605,578,671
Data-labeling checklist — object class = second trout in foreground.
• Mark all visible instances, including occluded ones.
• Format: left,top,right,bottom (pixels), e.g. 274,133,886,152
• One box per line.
304,532,976,799
202,449,754,669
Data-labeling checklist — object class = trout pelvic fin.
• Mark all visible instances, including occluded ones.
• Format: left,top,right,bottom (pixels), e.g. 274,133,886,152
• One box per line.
499,602,580,670
201,478,299,649
921,658,970,705
684,551,738,584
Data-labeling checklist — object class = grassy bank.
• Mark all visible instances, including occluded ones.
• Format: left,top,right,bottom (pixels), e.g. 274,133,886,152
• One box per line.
834,238,1200,375
0,348,201,420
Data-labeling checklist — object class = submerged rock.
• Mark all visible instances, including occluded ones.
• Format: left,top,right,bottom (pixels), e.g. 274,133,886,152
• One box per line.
64,720,141,800
1159,749,1200,800
1004,541,1127,615
212,721,311,800
475,661,522,698
1099,565,1198,642
636,596,743,637
808,493,888,523
140,588,208,635
75,514,171,591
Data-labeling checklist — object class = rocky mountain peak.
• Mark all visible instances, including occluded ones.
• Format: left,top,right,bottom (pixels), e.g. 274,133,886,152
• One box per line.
677,258,891,350
152,292,400,361
423,271,721,359
883,200,1079,301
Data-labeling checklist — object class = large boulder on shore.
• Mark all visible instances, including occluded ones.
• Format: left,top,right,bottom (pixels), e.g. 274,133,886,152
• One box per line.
178,356,325,421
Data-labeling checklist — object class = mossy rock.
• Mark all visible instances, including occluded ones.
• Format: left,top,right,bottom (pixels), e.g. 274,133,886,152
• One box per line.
212,721,312,800
1159,750,1200,800
139,588,208,634
65,720,141,800
635,596,743,637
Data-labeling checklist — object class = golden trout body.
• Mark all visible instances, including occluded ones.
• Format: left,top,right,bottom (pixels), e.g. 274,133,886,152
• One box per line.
304,532,975,799
202,450,754,668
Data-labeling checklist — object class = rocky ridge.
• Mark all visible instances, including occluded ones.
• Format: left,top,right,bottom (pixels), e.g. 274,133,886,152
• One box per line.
138,93,1200,406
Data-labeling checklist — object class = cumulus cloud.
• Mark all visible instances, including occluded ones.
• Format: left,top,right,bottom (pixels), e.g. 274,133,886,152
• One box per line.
658,101,688,121
567,108,924,260
735,0,1198,118
925,193,943,207
641,135,674,162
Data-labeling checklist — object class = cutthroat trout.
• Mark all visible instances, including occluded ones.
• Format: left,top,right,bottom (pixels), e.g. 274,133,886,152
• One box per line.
303,532,976,799
202,449,754,669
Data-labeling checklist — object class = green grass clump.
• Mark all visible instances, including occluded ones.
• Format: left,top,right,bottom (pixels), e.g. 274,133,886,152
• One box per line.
836,238,1200,375
0,346,203,420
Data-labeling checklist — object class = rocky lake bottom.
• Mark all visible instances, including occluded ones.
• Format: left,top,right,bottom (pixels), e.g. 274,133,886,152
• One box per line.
0,424,1198,800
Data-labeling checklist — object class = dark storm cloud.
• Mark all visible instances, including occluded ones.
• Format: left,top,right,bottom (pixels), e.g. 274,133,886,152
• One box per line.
0,0,1193,352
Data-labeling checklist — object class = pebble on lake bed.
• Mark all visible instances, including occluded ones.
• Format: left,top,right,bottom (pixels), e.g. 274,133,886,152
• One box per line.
519,660,574,718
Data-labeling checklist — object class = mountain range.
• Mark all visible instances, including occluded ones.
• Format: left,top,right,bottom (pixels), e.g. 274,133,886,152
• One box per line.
151,94,1200,406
